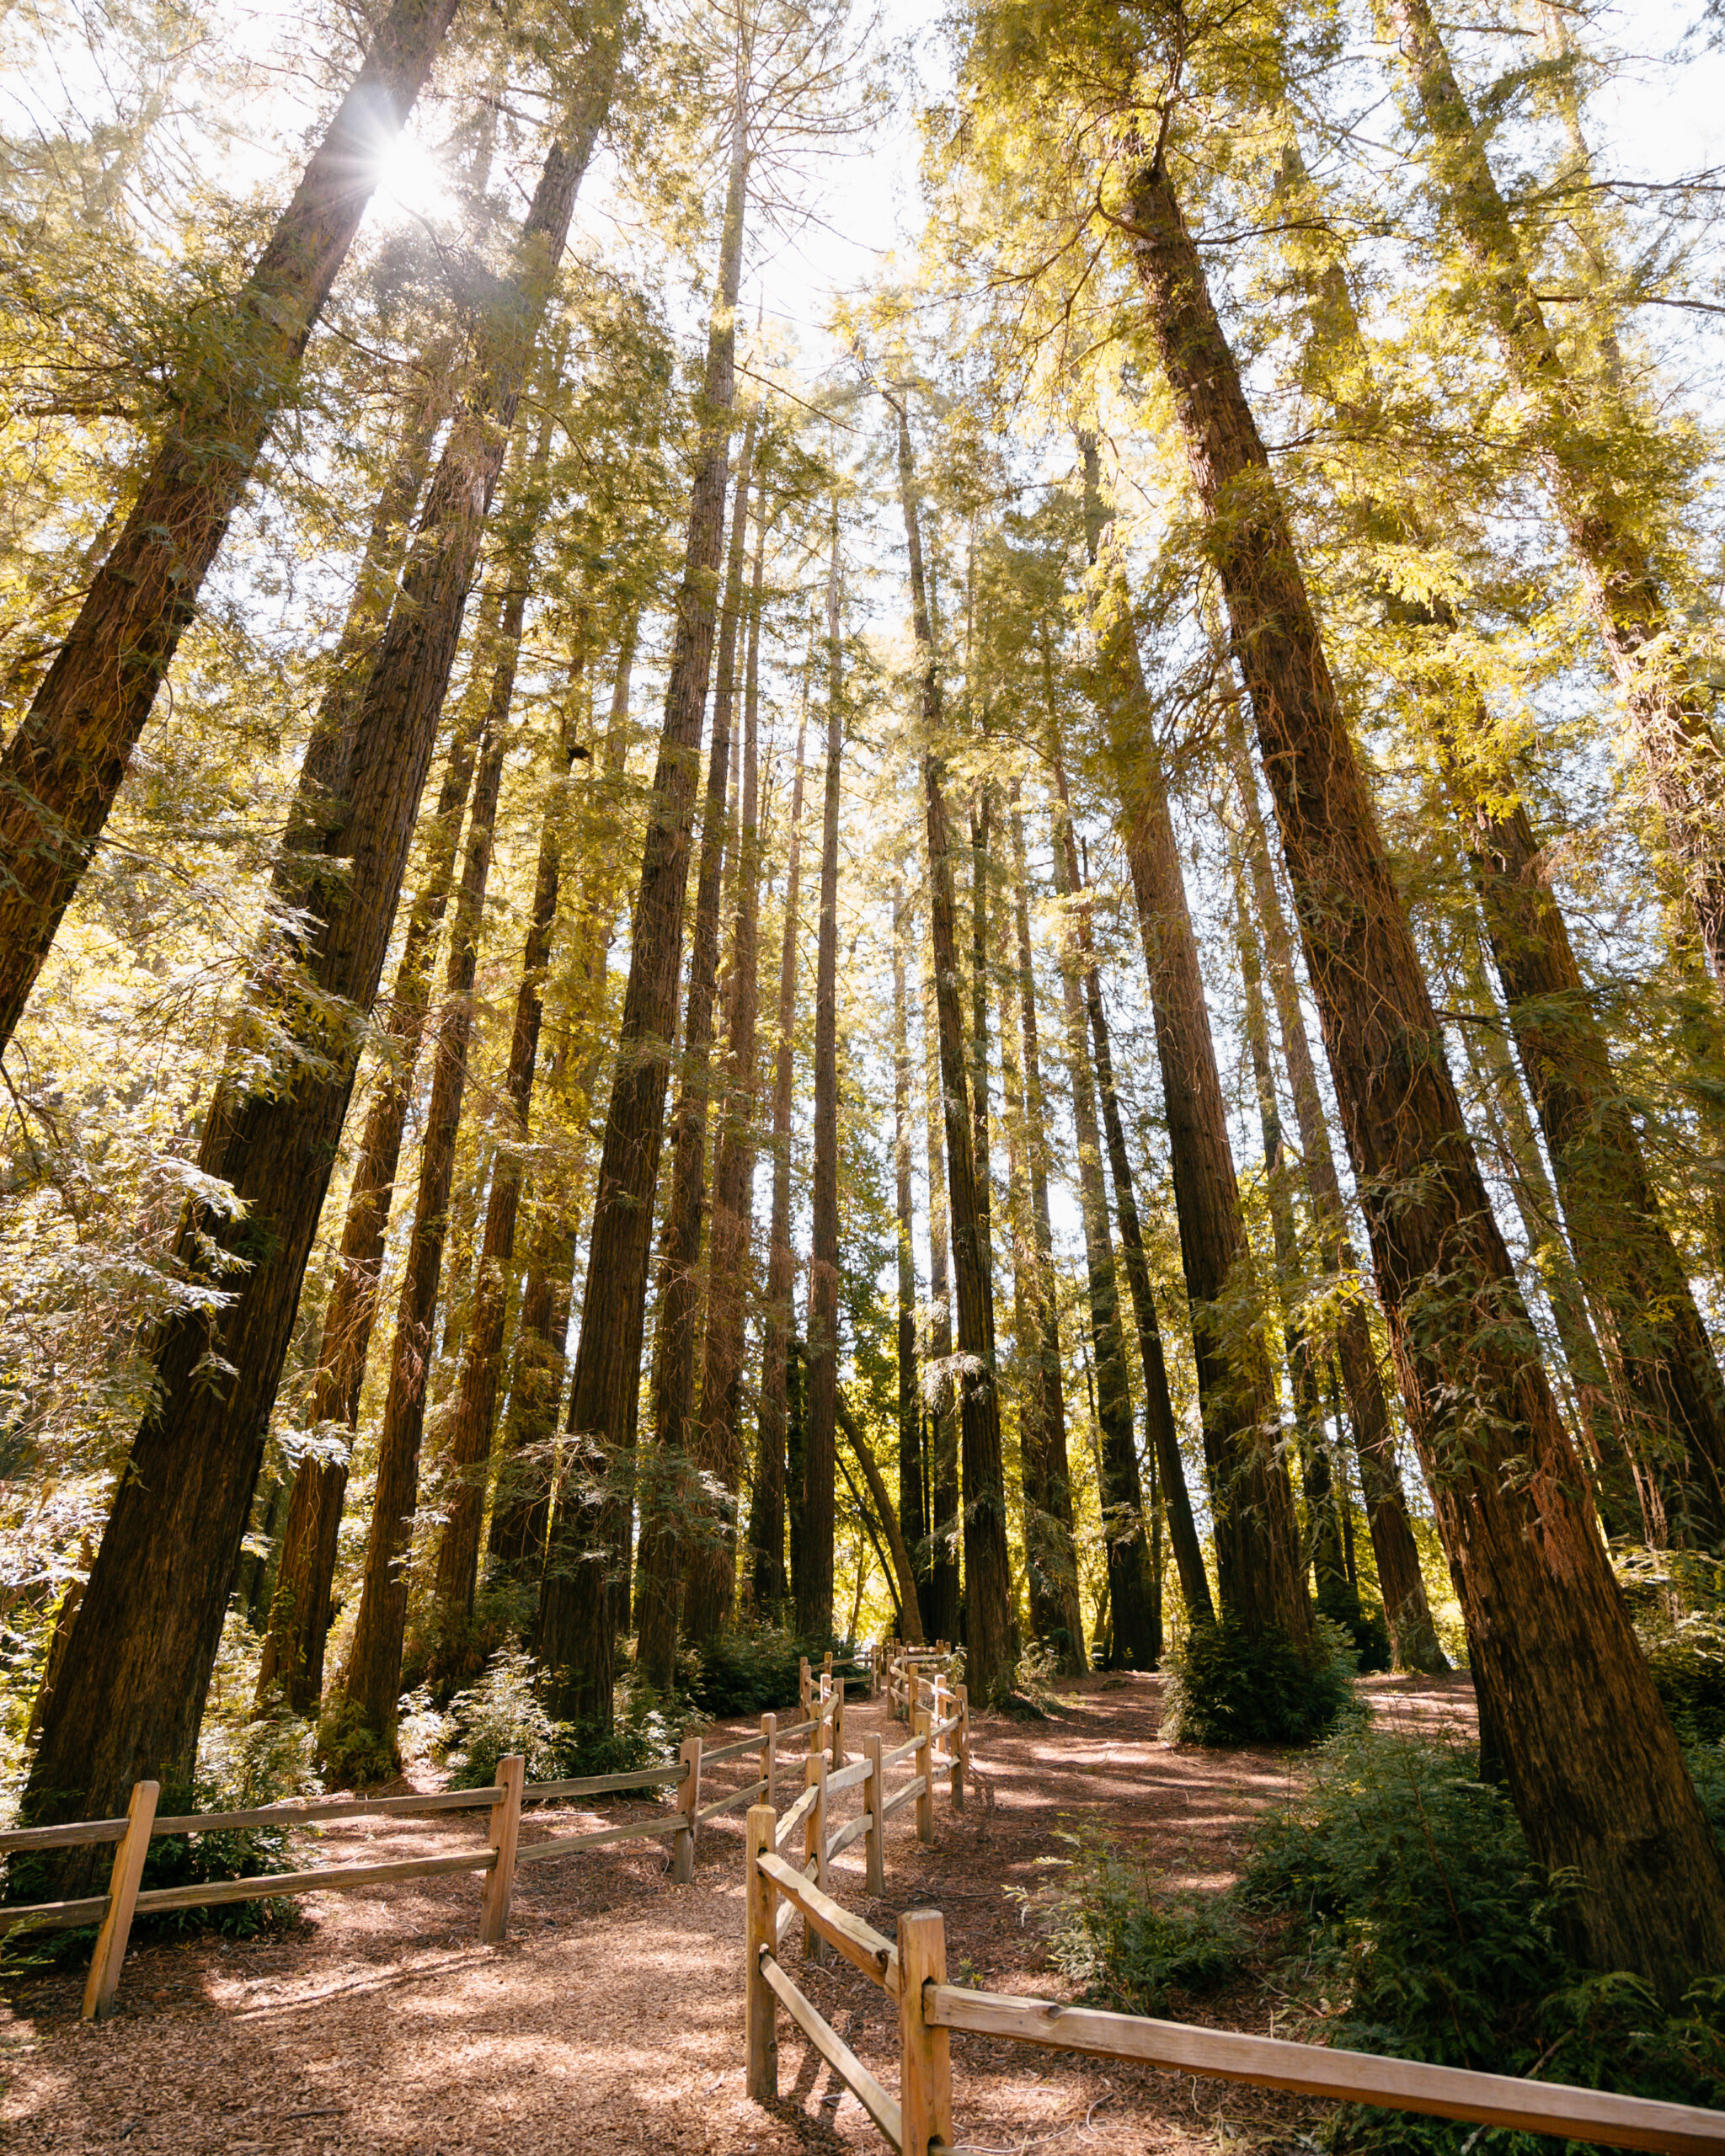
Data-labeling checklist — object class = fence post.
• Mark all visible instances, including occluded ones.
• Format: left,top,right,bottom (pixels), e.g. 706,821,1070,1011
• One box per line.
831,1671,845,1771
952,1681,969,1812
672,1733,702,1884
82,1778,158,2022
761,1710,777,1809
478,1753,525,1943
745,1803,778,2104
898,1908,952,2156
799,1655,812,1718
914,1705,934,1845
803,1749,828,1961
809,1679,825,1760
862,1731,886,1897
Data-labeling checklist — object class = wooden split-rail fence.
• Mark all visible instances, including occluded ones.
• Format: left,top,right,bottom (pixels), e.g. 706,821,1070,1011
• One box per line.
0,1651,890,2022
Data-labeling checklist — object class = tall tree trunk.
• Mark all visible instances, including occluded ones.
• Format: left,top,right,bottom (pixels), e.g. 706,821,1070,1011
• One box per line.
920,931,961,1646
1077,448,1307,1648
254,672,488,1714
836,1392,924,1644
891,883,927,1627
1384,0,1725,991
339,627,520,1755
0,0,467,1054
1001,802,1086,1668
536,110,750,1728
488,625,637,1578
750,708,808,1614
635,419,755,1677
428,715,585,1633
887,392,1012,1704
798,514,843,1641
694,494,770,1633
1221,700,1448,1668
1125,144,1725,1995
24,107,610,1849
1046,768,1160,1670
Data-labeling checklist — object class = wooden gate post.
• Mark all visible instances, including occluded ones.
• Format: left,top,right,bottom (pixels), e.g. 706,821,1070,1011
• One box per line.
83,1778,158,2021
914,1706,934,1845
761,1711,777,1808
862,1731,886,1897
478,1753,525,1943
745,1804,778,2103
898,1908,952,2156
672,1734,702,1884
803,1750,828,1961
952,1682,969,1812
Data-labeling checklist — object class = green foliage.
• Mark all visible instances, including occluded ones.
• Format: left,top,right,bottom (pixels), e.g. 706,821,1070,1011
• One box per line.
1316,1578,1393,1677
675,1624,848,1720
1685,1737,1725,1849
443,1650,567,1788
1013,1822,1246,2015
1642,1613,1725,1744
1246,1728,1725,2151
1161,1614,1359,1748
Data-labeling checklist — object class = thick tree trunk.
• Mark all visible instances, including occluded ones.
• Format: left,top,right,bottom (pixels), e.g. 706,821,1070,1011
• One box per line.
1126,147,1725,1996
1385,0,1725,991
1001,801,1086,1668
694,499,770,1631
635,419,756,1677
750,711,808,1614
1046,771,1160,1671
1078,451,1307,1648
254,686,487,1714
0,0,466,1054
1221,702,1448,1668
798,515,843,1642
536,115,749,1728
23,113,607,1849
888,393,1012,1705
339,643,518,1753
891,883,927,1625
920,932,961,1645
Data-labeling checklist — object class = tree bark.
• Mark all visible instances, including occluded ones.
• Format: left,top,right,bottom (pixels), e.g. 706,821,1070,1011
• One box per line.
836,1391,923,1644
920,919,961,1646
750,707,808,1615
0,0,466,1054
1001,799,1086,1668
1384,0,1725,992
23,110,607,1849
694,493,770,1632
1221,699,1449,1668
798,512,843,1642
887,392,1012,1704
891,883,927,1628
1078,446,1308,1649
535,109,749,1728
1046,766,1160,1670
1125,145,1725,1996
636,417,755,1674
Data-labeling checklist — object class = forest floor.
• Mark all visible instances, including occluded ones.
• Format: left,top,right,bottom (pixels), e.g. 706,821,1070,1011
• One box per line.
0,1668,1478,2156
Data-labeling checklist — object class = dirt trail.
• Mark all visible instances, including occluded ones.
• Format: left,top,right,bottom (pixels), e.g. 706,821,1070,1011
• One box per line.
0,1670,1477,2155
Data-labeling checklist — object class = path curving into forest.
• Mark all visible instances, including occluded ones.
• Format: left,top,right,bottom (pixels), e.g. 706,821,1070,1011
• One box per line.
0,1673,1477,2155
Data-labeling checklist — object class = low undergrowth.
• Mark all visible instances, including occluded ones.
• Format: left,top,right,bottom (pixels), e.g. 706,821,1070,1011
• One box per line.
1161,1613,1361,1748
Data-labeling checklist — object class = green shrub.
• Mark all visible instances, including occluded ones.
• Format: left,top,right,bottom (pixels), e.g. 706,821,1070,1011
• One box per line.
1162,1614,1359,1748
1247,1726,1725,2152
1642,1614,1725,1744
1685,1737,1725,1849
1316,1578,1393,1676
676,1624,847,1719
444,1650,569,1788
1013,1822,1246,2015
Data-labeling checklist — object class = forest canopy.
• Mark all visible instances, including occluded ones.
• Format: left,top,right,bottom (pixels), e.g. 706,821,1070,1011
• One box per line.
6,0,1725,2015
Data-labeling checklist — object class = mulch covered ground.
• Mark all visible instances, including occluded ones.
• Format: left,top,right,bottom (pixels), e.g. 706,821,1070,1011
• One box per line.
0,1669,1478,2155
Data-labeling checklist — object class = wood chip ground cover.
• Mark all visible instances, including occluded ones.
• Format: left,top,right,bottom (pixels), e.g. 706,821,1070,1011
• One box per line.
0,1671,1479,2154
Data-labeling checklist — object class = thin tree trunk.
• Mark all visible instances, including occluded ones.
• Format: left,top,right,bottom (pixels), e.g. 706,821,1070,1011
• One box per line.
1001,803,1086,1668
1221,699,1448,1668
1385,0,1725,991
536,109,750,1728
1046,769,1160,1671
750,708,808,1615
891,883,927,1627
695,494,770,1633
635,419,756,1677
798,513,843,1641
887,391,1012,1704
0,0,467,1054
1125,144,1725,1994
920,928,961,1645
339,632,519,1753
836,1391,923,1643
24,107,610,1847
